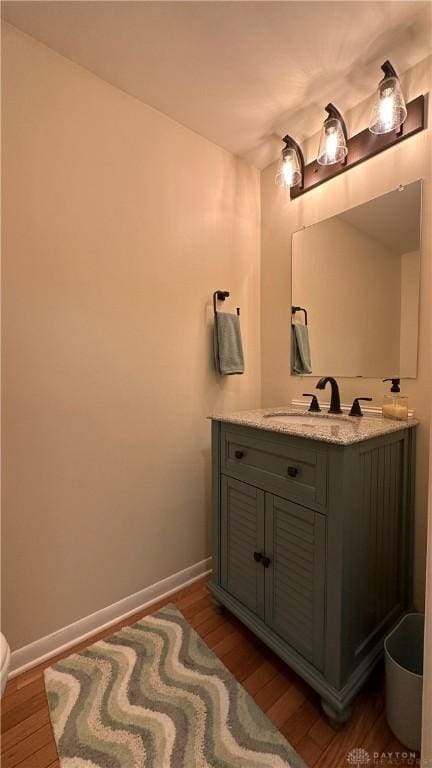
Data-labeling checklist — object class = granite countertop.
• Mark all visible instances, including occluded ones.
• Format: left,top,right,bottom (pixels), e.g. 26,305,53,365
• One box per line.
209,407,418,446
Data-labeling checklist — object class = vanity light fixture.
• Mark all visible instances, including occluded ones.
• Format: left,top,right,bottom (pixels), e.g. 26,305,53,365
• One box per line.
369,60,407,135
283,60,424,200
275,135,304,189
317,104,348,166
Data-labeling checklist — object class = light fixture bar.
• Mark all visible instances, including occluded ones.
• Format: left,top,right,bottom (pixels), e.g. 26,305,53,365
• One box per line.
290,95,425,200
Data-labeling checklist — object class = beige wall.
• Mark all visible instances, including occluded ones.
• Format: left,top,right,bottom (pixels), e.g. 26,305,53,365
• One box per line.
261,56,432,607
292,216,401,378
1,24,261,650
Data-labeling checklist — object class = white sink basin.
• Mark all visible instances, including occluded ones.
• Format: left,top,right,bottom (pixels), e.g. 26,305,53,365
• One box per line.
263,412,352,429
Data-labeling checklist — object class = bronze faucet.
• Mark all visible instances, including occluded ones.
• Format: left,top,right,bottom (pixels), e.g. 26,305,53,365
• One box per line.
316,377,342,414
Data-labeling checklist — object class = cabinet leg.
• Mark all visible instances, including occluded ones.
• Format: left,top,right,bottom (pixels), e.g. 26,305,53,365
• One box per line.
209,594,225,615
321,698,351,730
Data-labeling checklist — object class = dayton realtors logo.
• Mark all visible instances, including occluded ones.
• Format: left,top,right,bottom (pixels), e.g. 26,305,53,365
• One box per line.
346,749,422,766
347,749,371,767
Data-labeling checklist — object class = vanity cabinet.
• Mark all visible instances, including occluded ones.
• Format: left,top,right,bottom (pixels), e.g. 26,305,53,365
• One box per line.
221,476,326,669
208,418,416,725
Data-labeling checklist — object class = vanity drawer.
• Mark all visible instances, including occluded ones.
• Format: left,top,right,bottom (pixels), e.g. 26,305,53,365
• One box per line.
221,425,327,509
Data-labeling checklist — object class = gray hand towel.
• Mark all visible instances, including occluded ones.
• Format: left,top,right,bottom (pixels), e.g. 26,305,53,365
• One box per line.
214,312,245,375
292,323,312,375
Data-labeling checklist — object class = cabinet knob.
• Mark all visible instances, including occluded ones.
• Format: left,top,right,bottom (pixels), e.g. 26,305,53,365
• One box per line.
262,555,271,568
287,466,299,478
253,551,262,563
235,450,245,460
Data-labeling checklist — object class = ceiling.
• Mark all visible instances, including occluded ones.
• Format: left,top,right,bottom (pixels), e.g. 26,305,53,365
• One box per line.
2,1,431,169
340,180,422,255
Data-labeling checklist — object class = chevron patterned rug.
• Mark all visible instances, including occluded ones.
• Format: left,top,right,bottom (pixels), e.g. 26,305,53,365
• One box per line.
44,603,305,768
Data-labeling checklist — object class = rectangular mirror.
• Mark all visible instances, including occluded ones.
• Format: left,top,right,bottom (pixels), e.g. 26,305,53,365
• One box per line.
291,180,422,378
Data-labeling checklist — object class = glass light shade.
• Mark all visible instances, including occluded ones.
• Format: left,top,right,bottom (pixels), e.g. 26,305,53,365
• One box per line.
369,75,407,134
275,147,302,188
317,117,348,165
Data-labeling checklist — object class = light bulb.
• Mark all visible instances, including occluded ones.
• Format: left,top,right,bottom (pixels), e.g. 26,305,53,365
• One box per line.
369,67,407,134
379,87,396,132
275,145,302,189
324,127,338,164
282,156,295,186
317,113,348,166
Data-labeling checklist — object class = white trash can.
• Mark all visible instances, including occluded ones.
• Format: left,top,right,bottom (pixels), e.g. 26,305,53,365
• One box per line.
384,613,424,752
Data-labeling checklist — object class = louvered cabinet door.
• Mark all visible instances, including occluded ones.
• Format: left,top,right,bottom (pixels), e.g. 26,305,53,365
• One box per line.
264,494,326,670
220,476,265,619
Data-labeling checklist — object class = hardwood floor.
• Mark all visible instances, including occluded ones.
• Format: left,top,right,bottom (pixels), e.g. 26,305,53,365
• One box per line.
1,576,413,767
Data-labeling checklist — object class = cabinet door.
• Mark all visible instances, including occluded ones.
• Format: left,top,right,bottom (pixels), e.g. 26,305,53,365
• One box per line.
264,494,326,670
220,476,265,618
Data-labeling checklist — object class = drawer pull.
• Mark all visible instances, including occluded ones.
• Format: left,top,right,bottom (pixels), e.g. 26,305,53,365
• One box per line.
287,466,299,478
262,556,271,568
253,551,262,563
235,450,245,460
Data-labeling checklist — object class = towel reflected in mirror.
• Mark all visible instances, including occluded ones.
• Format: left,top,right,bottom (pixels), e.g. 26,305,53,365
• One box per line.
292,323,312,375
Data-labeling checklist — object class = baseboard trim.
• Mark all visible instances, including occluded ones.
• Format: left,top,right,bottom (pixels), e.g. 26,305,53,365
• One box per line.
9,557,212,679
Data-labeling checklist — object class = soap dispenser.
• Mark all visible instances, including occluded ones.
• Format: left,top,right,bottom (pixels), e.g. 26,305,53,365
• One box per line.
382,378,408,420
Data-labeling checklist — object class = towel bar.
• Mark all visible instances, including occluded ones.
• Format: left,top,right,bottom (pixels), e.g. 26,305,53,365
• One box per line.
213,290,240,316
292,305,307,325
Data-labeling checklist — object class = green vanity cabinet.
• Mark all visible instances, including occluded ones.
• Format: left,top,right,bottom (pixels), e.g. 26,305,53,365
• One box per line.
264,494,326,672
220,476,265,618
208,416,416,725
